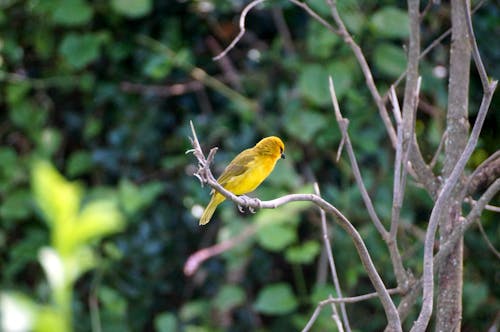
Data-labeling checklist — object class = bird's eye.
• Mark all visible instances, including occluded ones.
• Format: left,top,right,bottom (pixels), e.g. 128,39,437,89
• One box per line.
279,147,283,153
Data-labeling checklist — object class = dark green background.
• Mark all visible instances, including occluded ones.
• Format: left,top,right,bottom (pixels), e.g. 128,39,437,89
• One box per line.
1,0,498,330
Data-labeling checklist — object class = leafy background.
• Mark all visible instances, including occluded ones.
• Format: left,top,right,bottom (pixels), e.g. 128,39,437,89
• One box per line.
0,0,498,331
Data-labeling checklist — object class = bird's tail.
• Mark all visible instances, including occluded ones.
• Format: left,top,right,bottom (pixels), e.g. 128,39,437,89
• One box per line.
199,194,225,225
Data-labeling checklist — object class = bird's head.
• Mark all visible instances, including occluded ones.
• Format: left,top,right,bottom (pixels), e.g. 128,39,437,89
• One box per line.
255,136,285,160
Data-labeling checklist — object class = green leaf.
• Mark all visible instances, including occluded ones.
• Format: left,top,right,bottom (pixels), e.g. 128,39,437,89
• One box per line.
38,128,62,157
155,312,177,332
306,21,339,59
111,0,152,18
257,224,297,252
213,285,245,312
463,282,488,317
373,43,407,78
370,7,409,38
285,241,321,264
298,64,330,105
118,179,164,216
143,54,172,80
51,0,93,26
59,33,106,69
0,189,32,221
6,82,31,106
66,150,93,178
99,286,127,316
179,300,209,321
31,161,83,229
283,106,327,143
71,200,124,248
254,283,298,315
9,101,47,134
328,60,354,99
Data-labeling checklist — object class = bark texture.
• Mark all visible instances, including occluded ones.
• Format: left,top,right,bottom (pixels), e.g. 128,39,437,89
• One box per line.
437,0,471,331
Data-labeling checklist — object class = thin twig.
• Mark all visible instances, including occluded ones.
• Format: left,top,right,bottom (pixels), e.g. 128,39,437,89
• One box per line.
463,0,490,91
188,121,401,331
288,0,340,35
466,150,500,196
325,0,397,148
429,130,447,169
388,84,411,290
313,183,351,332
303,288,401,332
475,217,500,259
213,0,266,61
328,76,388,239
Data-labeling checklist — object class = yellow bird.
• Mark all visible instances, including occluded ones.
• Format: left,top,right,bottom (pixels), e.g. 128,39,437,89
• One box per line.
199,136,285,225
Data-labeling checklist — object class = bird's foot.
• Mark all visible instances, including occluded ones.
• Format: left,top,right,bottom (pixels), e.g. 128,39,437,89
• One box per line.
238,195,260,214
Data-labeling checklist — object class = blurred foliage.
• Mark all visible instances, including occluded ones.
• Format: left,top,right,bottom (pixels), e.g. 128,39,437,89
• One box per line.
1,161,123,331
0,0,498,331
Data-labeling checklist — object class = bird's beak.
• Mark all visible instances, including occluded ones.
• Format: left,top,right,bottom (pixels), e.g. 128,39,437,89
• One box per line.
281,153,286,159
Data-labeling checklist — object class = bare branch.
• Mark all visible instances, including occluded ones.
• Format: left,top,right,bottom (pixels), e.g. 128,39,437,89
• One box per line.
475,216,500,259
388,86,413,291
288,0,339,35
213,0,266,61
313,183,351,332
462,0,491,92
303,288,401,332
325,0,398,147
411,74,497,332
466,150,500,195
188,121,401,331
392,179,500,326
328,76,388,239
429,130,447,169
331,76,411,298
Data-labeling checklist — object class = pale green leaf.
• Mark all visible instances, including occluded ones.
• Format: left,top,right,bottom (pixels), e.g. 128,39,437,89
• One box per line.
257,224,297,252
373,43,407,78
31,161,82,229
59,33,106,69
111,0,152,18
285,241,321,264
370,7,409,38
254,283,298,315
213,285,245,312
155,312,177,332
51,0,93,26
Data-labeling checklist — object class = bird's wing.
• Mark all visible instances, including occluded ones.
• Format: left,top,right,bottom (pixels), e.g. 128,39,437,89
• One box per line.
217,152,254,186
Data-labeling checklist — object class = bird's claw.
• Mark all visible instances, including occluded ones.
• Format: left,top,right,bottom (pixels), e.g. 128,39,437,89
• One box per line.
237,195,260,214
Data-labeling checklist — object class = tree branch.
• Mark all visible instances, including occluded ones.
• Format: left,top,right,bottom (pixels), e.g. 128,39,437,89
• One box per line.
410,67,497,332
325,0,398,147
466,150,500,195
313,183,351,332
392,179,500,325
188,121,402,331
213,0,266,61
303,288,401,332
